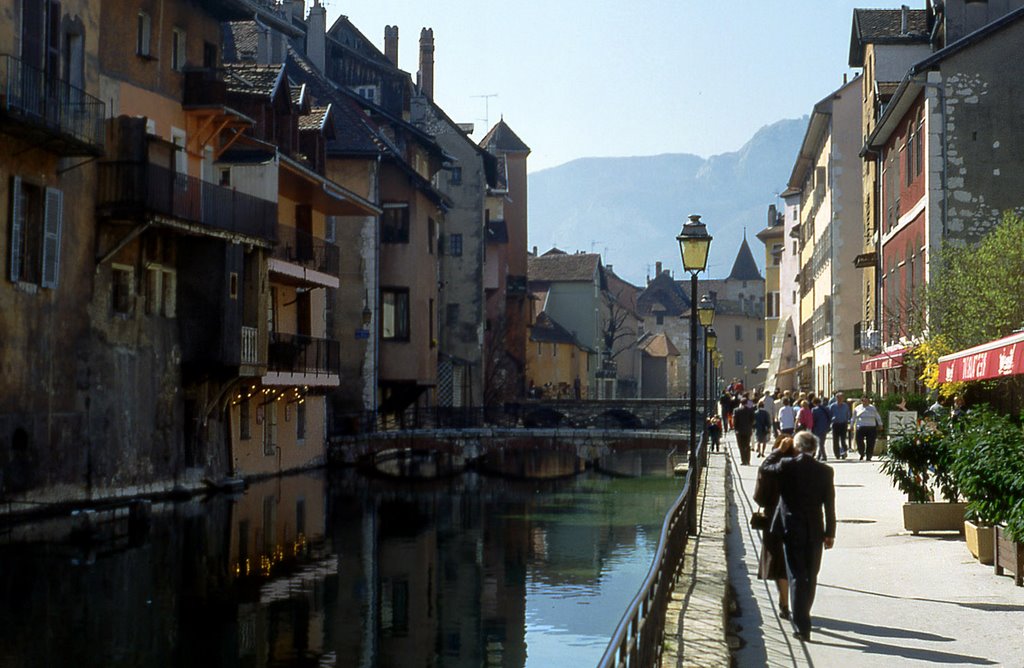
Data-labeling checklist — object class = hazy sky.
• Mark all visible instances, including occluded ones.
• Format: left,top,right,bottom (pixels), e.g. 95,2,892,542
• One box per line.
327,1,915,172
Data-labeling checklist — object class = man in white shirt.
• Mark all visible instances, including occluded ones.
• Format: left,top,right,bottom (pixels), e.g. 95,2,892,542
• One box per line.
778,396,797,435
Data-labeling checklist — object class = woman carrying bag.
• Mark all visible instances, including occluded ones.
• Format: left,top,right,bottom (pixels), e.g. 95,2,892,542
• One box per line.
753,435,796,619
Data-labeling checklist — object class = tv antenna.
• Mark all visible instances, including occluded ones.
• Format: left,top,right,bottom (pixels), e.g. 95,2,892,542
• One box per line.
472,93,499,129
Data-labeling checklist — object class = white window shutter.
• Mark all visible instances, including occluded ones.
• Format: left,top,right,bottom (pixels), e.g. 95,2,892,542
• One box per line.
9,176,23,282
41,187,63,288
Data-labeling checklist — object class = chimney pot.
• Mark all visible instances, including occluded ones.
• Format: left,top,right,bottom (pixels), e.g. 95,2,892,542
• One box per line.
305,0,326,73
418,27,435,99
384,25,399,66
656,261,663,275
901,5,909,34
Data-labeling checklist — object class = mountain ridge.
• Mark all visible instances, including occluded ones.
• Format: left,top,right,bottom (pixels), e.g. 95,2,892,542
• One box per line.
527,117,808,285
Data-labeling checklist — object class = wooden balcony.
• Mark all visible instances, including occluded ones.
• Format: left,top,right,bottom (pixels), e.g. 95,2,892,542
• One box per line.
0,53,105,156
97,161,277,242
265,333,341,387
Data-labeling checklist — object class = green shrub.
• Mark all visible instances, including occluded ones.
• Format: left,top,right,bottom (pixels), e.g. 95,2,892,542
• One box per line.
949,406,1024,541
879,421,960,503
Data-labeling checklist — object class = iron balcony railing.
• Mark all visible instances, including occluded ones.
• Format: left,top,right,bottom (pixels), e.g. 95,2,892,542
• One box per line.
97,161,277,242
241,326,260,365
272,225,340,276
854,320,878,352
267,333,340,377
0,53,105,154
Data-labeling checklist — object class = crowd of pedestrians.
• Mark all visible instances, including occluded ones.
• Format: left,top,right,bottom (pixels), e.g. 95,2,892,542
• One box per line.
708,383,889,464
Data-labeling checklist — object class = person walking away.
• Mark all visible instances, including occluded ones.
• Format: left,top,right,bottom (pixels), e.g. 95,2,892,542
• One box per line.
707,415,722,452
719,392,733,433
762,391,776,438
755,401,772,457
761,431,836,641
778,396,797,435
796,399,813,433
733,396,756,465
853,396,883,461
829,392,851,459
811,398,831,461
754,435,796,620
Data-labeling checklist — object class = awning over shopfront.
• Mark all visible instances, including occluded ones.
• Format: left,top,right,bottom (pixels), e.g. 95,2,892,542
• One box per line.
937,331,1024,383
777,357,811,376
860,347,908,372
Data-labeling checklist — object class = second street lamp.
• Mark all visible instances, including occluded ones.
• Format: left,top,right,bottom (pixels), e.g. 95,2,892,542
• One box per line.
677,214,712,536
705,324,717,422
698,294,715,420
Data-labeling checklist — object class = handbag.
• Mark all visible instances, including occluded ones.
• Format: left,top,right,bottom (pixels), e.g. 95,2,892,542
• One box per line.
750,509,769,531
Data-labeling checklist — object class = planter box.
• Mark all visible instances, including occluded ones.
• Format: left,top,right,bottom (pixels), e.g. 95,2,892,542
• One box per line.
964,520,994,565
902,502,967,535
994,525,1024,587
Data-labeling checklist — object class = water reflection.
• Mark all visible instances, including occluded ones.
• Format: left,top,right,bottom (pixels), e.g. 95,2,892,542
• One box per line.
0,452,682,667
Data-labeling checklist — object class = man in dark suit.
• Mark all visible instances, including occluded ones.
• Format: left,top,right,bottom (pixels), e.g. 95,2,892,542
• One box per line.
731,395,756,465
762,430,836,641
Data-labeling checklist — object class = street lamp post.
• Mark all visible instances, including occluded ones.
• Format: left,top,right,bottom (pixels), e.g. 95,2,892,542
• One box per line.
704,324,717,423
677,215,712,536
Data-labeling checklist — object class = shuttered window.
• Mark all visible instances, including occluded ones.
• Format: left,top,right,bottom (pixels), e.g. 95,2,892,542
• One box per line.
8,177,62,288
41,187,62,287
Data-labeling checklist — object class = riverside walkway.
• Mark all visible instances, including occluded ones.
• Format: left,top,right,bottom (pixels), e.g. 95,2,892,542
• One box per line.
725,431,1024,667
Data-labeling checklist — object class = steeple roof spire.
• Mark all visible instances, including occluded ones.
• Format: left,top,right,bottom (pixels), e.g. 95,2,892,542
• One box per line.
728,237,763,281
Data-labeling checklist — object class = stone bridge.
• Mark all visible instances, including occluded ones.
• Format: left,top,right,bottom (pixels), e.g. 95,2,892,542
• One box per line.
509,398,709,430
328,428,691,479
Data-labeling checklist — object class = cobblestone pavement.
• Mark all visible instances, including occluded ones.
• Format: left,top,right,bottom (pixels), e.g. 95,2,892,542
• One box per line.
725,431,1024,667
662,449,731,667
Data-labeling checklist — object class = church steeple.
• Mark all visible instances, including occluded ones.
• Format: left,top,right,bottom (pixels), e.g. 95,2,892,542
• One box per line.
728,237,762,281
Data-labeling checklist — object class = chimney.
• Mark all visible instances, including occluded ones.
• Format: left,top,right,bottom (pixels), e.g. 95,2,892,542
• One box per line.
384,25,399,66
532,245,538,256
306,0,327,74
901,4,909,34
418,28,434,99
656,261,663,276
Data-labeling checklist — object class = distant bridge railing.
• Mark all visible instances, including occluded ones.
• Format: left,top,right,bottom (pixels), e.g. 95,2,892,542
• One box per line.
598,430,709,668
330,398,714,436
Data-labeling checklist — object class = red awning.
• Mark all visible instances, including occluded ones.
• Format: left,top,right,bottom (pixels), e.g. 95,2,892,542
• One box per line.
860,347,908,372
937,331,1024,383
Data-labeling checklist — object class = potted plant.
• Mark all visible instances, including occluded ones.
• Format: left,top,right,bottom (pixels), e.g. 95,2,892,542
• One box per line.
880,422,965,534
949,407,1024,583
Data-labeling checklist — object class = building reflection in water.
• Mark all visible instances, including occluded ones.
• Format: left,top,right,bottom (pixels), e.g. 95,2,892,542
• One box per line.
0,450,680,667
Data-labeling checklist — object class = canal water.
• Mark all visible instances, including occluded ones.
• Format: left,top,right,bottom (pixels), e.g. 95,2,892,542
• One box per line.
0,452,683,667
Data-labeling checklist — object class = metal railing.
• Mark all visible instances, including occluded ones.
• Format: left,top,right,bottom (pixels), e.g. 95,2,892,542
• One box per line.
97,161,277,241
271,225,340,276
598,430,708,668
267,333,340,377
241,326,260,365
0,53,105,153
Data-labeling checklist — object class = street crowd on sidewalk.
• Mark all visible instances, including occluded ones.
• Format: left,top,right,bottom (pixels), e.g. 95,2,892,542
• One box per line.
710,383,888,466
718,388,1024,666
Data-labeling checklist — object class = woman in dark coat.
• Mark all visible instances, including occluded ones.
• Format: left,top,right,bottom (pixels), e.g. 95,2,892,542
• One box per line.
754,435,795,619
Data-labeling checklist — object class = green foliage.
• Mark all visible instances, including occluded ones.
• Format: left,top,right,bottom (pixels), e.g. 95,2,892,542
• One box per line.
948,406,1024,542
879,422,960,503
927,212,1024,352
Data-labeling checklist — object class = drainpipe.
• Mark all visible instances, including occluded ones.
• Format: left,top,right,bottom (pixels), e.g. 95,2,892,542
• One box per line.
921,73,950,282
